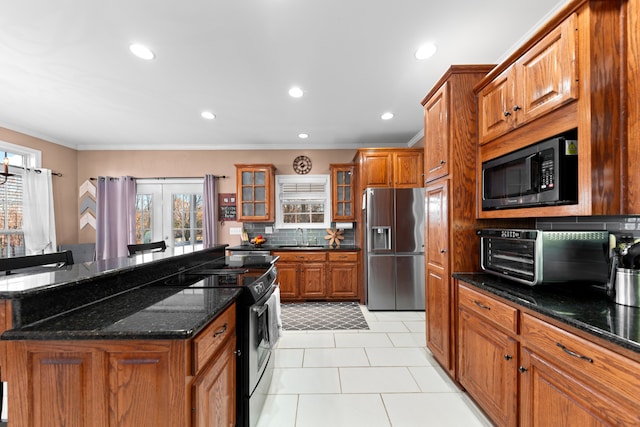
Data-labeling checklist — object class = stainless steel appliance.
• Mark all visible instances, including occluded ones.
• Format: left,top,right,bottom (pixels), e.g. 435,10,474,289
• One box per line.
481,130,578,210
479,229,610,286
363,188,425,310
152,256,279,427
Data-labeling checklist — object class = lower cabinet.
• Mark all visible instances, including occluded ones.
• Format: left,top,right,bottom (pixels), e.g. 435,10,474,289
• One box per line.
5,303,237,427
273,251,359,301
327,252,358,299
456,282,640,426
520,313,640,427
192,335,237,427
425,264,451,371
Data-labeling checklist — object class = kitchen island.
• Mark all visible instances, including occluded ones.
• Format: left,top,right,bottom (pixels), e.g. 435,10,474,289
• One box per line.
453,273,640,426
0,245,257,427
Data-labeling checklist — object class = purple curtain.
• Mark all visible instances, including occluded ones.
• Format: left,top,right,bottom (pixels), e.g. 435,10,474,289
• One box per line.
203,174,217,247
96,176,136,260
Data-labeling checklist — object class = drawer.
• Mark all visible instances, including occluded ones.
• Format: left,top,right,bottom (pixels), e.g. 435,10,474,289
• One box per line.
328,252,358,262
521,313,640,405
458,285,518,334
273,252,327,262
192,303,236,374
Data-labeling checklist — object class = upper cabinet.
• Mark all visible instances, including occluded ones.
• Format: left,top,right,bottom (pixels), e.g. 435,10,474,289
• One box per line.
235,164,276,222
354,148,423,189
478,13,578,144
330,163,355,221
423,82,449,182
475,0,628,218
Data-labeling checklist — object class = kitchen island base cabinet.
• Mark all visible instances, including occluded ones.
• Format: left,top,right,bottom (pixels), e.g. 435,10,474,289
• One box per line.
192,336,237,427
5,303,237,427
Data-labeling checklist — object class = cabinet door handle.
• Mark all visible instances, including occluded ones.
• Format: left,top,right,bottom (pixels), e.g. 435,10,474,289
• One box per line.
503,111,512,117
556,342,594,363
473,300,491,310
513,105,521,111
518,366,528,373
439,159,446,165
213,323,228,337
440,249,446,254
504,354,513,361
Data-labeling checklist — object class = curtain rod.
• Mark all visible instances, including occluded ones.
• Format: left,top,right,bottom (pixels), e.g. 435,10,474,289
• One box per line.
26,168,62,177
89,175,227,181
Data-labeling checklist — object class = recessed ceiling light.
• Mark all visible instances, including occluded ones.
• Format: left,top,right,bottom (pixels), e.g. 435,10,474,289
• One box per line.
381,112,394,120
289,87,304,98
129,43,155,60
201,111,216,120
298,133,309,139
415,43,437,60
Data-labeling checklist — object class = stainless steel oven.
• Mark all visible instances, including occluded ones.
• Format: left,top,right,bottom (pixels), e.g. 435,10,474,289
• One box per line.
247,281,279,427
153,257,279,427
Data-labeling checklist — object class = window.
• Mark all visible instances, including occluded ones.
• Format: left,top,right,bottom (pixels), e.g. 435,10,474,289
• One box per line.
275,175,331,229
135,180,204,251
0,142,41,258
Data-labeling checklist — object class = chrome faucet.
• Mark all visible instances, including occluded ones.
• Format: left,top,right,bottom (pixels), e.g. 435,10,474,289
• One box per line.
296,228,305,246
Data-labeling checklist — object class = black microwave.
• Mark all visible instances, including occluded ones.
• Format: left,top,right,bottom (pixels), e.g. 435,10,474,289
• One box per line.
481,132,578,210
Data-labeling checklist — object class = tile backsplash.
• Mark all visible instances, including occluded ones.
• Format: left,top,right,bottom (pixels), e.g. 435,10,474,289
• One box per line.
536,215,640,240
242,223,356,246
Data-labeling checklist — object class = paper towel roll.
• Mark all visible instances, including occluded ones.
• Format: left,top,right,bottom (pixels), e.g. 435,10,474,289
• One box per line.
335,222,353,230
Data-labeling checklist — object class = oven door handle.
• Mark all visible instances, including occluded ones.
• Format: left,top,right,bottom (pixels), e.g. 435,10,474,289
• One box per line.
252,304,269,316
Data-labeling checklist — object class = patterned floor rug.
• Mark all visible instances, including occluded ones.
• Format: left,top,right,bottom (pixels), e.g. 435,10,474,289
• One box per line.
280,301,369,331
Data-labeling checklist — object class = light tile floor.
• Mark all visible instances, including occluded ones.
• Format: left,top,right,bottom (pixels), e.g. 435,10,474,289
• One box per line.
257,306,493,427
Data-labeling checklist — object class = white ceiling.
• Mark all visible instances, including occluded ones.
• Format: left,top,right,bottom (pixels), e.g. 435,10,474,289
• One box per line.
0,0,568,151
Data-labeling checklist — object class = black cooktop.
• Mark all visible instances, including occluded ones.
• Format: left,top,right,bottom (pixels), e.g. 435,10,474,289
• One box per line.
149,261,278,303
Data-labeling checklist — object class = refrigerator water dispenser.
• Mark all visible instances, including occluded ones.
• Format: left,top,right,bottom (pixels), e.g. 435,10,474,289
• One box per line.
371,227,391,251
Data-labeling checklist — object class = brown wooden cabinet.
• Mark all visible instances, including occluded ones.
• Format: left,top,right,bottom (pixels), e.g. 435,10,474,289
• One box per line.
235,164,276,222
327,252,358,299
456,282,640,427
300,261,326,298
520,313,640,427
354,149,423,189
273,252,327,300
5,303,237,427
458,285,518,427
476,1,628,218
192,336,237,427
423,82,449,182
273,251,359,301
425,180,451,372
478,13,578,144
330,164,355,221
421,66,494,379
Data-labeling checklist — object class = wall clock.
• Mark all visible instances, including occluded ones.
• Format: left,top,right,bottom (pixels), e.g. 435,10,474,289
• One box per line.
293,155,312,174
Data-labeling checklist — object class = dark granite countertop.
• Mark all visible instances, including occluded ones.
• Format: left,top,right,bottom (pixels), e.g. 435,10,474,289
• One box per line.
0,245,228,299
2,286,242,340
227,244,360,252
453,272,640,355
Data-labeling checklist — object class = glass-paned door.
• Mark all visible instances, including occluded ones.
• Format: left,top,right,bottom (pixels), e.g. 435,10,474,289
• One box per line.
136,181,203,251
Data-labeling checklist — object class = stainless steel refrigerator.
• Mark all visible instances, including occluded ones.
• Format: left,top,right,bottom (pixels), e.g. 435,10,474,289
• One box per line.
363,187,425,310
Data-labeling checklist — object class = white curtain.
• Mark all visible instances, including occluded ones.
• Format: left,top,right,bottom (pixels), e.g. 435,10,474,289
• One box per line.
23,168,56,255
96,176,136,260
203,174,217,247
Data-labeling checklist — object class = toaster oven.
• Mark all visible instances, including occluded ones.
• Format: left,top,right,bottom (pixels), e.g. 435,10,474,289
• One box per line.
479,229,610,286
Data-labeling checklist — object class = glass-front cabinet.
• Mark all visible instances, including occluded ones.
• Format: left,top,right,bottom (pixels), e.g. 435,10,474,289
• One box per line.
235,164,276,222
330,163,355,221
